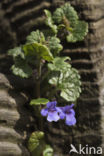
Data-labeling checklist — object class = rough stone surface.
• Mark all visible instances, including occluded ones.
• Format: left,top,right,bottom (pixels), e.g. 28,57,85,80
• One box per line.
0,0,104,155
0,72,36,156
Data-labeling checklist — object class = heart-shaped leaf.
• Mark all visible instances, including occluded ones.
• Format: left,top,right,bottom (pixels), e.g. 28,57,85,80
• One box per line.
53,3,78,27
48,57,71,71
8,47,25,59
23,42,53,62
48,64,81,102
48,37,63,56
26,30,45,44
11,58,33,78
67,21,88,42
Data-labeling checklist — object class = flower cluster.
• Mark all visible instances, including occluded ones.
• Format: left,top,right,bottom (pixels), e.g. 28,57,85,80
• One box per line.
41,101,76,126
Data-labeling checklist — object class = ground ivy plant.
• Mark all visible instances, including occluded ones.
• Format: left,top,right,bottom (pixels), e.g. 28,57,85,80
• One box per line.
8,3,88,156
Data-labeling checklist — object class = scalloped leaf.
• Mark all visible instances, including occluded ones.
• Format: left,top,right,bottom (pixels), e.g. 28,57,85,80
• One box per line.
61,3,78,27
48,37,63,56
43,145,54,156
48,66,81,102
8,47,25,59
53,8,64,24
11,58,32,78
53,3,78,27
60,82,81,102
26,30,45,44
30,98,49,106
28,131,45,156
67,21,88,42
23,42,53,62
48,71,60,86
44,9,57,34
48,57,71,71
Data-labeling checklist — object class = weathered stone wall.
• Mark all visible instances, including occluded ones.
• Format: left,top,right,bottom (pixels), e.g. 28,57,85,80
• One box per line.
0,0,104,155
0,73,36,155
46,2,104,155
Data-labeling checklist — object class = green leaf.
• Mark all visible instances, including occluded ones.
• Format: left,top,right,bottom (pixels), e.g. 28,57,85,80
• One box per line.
44,9,57,34
48,64,81,102
8,47,25,59
53,3,78,27
30,98,49,106
11,58,32,78
48,71,60,86
53,8,64,24
52,3,88,42
60,84,81,102
61,3,78,27
48,37,63,56
66,21,88,42
43,145,54,156
28,131,45,156
59,68,81,101
26,30,45,44
23,42,53,62
48,57,71,71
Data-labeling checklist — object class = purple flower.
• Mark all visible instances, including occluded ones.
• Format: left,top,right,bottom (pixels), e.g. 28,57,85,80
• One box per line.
41,101,60,122
58,104,76,126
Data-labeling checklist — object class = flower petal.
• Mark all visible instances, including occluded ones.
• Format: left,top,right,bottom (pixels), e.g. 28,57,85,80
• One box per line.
56,107,65,119
63,104,74,113
56,107,62,112
46,102,52,108
69,104,74,109
41,108,48,116
59,112,65,119
70,109,75,116
46,101,57,109
47,111,60,122
65,114,76,126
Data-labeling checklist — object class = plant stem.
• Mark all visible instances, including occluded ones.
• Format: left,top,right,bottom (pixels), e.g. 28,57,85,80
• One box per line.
36,59,44,131
36,81,40,98
38,106,44,131
35,60,41,98
38,60,42,80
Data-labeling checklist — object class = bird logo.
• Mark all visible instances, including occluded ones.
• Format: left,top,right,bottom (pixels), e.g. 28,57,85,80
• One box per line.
69,144,78,154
